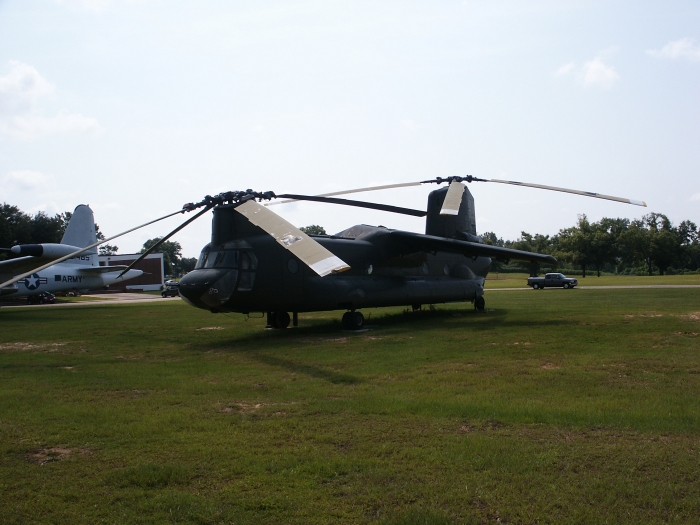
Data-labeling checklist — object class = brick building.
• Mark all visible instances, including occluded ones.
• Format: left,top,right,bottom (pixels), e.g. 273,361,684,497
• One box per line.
98,253,164,291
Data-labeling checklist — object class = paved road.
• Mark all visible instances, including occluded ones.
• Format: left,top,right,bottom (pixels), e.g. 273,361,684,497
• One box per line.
1,293,180,309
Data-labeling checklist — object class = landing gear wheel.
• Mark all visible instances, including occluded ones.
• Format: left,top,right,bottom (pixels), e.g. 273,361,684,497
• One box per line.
274,311,291,329
342,311,365,330
474,296,485,311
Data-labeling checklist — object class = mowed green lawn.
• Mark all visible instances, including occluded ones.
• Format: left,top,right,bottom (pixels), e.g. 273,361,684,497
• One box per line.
1,288,699,524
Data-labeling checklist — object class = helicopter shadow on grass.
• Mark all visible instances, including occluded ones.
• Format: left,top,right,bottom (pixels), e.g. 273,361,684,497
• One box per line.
189,307,569,384
192,323,364,385
362,306,570,334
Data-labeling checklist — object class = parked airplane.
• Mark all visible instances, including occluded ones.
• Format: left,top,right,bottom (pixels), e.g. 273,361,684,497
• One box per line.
0,205,143,301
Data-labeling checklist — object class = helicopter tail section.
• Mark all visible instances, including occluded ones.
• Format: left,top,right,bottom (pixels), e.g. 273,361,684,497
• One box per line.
425,186,477,239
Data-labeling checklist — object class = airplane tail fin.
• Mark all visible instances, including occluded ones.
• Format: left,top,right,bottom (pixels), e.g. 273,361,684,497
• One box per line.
61,205,98,266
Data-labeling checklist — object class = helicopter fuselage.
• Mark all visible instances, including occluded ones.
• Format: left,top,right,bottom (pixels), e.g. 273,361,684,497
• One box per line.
178,222,491,315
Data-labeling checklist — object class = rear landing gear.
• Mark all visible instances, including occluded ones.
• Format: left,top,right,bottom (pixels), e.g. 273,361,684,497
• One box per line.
266,311,291,329
474,296,485,311
342,311,365,330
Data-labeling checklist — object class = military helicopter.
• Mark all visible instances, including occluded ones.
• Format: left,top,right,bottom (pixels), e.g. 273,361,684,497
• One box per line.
0,176,645,329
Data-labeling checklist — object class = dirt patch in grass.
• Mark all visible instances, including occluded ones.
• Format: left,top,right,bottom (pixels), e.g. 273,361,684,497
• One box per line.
27,447,91,465
679,312,700,321
299,337,348,344
220,401,297,413
0,342,67,352
540,363,560,370
459,420,508,433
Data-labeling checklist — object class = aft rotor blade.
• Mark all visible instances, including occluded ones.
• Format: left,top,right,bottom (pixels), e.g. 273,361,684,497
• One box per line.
276,194,426,217
269,181,423,206
487,179,647,207
439,181,465,216
0,209,186,290
117,206,212,278
235,200,350,277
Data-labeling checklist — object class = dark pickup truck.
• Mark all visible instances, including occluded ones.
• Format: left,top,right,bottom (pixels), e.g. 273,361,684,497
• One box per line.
527,273,578,289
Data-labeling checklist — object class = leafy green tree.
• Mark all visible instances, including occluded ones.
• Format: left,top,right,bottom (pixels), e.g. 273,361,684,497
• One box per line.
142,238,183,275
179,257,197,274
99,244,119,255
480,231,504,247
619,220,653,275
557,215,594,277
299,225,327,235
508,231,553,276
677,220,699,271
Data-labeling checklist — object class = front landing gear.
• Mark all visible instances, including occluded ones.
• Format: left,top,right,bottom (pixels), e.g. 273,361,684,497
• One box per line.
474,296,485,311
342,311,365,330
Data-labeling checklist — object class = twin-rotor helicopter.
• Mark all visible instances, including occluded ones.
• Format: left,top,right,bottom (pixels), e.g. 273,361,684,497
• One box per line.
1,175,645,329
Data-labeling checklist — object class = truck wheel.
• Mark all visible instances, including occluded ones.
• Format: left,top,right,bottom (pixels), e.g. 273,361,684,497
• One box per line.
563,283,569,289
532,284,539,290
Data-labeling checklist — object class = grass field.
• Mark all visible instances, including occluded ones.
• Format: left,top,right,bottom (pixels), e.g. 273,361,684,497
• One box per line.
1,287,700,524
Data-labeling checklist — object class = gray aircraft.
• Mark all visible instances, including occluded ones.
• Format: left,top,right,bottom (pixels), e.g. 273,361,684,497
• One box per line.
0,205,143,301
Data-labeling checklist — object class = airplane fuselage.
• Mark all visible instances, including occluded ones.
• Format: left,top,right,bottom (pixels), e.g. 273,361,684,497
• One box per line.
1,262,143,297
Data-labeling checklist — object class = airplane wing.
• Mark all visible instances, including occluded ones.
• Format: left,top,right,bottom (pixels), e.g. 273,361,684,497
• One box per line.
76,265,130,274
0,256,48,277
387,230,557,264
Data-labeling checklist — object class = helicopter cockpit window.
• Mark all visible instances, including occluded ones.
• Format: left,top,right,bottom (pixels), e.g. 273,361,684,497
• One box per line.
204,251,220,269
195,249,209,269
240,252,258,270
214,250,239,268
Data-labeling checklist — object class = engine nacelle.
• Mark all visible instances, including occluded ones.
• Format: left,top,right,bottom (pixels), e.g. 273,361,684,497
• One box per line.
10,243,84,258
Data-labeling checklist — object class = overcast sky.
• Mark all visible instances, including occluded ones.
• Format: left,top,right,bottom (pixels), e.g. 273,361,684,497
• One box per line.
1,0,698,257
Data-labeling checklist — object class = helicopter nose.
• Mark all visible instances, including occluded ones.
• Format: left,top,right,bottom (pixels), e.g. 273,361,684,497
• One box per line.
178,270,218,307
178,269,239,310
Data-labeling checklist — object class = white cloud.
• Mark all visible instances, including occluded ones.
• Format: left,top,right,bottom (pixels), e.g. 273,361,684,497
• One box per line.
3,170,54,191
0,61,99,140
647,38,700,62
581,57,620,88
0,60,53,114
690,193,700,202
555,62,575,76
1,111,99,140
555,56,620,89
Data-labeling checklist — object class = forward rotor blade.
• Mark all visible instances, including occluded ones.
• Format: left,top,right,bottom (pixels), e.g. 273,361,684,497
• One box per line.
0,209,185,290
117,206,212,278
440,181,465,216
235,200,350,277
487,179,647,207
268,181,423,206
276,194,426,217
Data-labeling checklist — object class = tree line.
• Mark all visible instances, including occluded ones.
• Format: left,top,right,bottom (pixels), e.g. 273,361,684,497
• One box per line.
482,213,700,277
4,203,698,277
